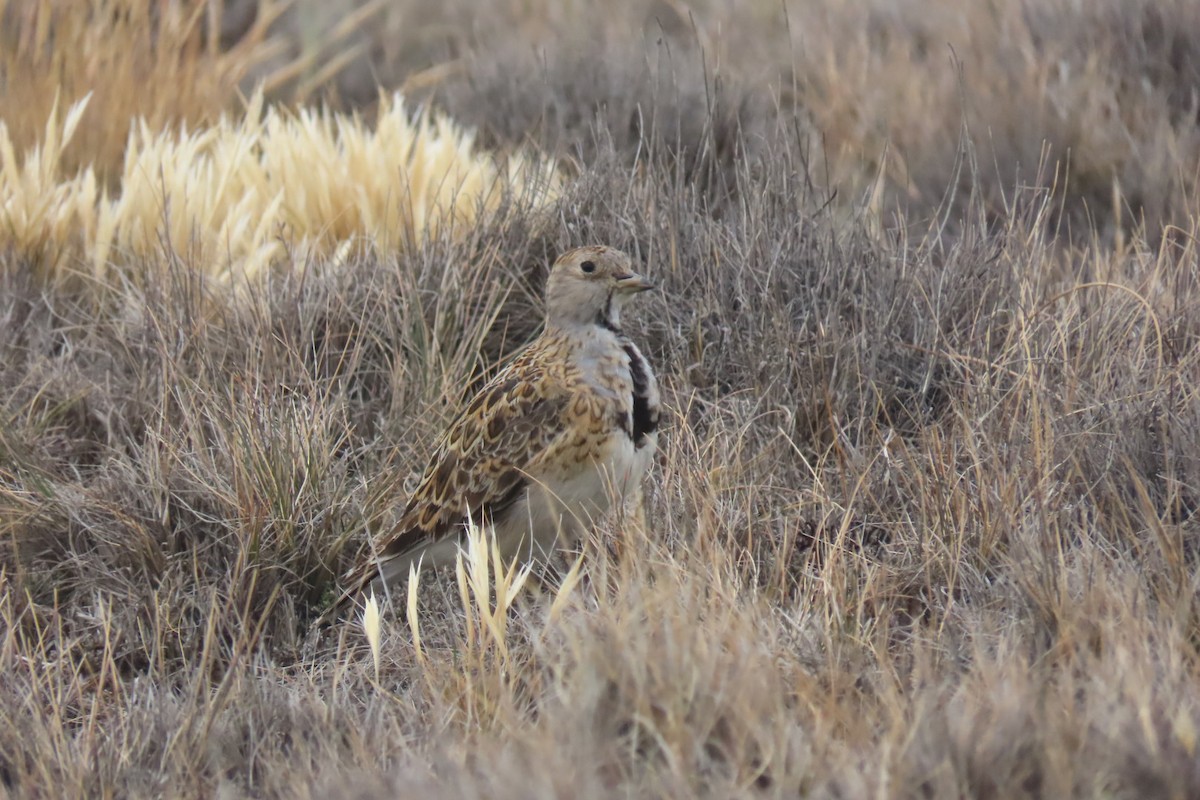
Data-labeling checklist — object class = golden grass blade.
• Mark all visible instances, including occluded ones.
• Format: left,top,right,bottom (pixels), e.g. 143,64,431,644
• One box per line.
0,92,560,287
362,592,381,683
548,551,585,621
407,562,425,668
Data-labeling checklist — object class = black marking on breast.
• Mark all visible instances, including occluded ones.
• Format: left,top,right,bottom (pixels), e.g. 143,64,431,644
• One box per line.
615,410,631,436
623,343,657,448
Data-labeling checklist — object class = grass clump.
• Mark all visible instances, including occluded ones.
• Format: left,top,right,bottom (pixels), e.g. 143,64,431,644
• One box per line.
1,92,559,285
0,0,287,177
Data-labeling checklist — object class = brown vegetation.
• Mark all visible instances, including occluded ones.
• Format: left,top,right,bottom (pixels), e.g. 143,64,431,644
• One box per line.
2,1,1200,797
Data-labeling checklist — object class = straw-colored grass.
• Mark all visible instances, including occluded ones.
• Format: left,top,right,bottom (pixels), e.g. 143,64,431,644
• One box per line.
3,1,1200,798
0,0,289,178
0,92,559,285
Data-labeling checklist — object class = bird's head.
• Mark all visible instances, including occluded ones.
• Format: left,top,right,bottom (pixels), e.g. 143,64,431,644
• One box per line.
544,245,654,330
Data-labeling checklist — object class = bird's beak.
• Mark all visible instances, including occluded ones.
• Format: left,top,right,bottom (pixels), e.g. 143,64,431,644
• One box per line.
614,272,655,293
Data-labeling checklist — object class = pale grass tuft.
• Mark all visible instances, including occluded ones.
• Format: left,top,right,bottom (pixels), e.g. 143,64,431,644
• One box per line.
0,94,102,283
454,512,533,667
406,562,425,667
1,91,560,286
548,551,586,622
0,0,291,178
361,591,382,682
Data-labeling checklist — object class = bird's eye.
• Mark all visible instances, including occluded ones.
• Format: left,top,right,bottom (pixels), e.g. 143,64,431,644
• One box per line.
580,260,596,274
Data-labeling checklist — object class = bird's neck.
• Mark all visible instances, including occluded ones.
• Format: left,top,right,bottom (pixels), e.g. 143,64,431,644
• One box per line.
545,294,624,336
596,292,622,332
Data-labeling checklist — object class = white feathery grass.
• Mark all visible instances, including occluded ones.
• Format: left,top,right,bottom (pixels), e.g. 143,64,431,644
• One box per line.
548,551,586,622
361,591,381,682
0,94,101,283
406,562,425,667
455,512,533,664
1,91,561,286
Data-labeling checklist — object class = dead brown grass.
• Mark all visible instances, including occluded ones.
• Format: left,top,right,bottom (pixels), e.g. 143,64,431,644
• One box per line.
3,1,1200,798
0,0,290,179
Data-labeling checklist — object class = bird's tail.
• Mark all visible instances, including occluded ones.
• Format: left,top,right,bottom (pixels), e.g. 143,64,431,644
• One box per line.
312,558,384,629
312,546,421,629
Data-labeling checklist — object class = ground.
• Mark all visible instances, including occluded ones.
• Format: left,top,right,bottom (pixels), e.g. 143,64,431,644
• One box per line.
2,1,1200,797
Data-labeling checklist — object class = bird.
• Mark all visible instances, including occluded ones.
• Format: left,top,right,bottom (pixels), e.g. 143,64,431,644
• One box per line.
325,245,660,619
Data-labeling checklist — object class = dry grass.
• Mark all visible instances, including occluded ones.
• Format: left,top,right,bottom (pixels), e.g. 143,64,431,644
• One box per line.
3,1,1200,798
0,0,288,179
0,92,558,285
389,0,1200,240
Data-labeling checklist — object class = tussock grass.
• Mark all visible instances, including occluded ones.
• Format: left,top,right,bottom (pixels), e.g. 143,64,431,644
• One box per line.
1,92,559,286
0,0,556,287
398,0,1200,238
0,0,288,178
3,2,1200,798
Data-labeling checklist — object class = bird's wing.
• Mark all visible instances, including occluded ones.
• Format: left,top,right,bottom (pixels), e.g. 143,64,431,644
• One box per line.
329,349,572,613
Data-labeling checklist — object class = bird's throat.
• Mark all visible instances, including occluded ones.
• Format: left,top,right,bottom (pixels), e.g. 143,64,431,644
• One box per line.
597,292,622,333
